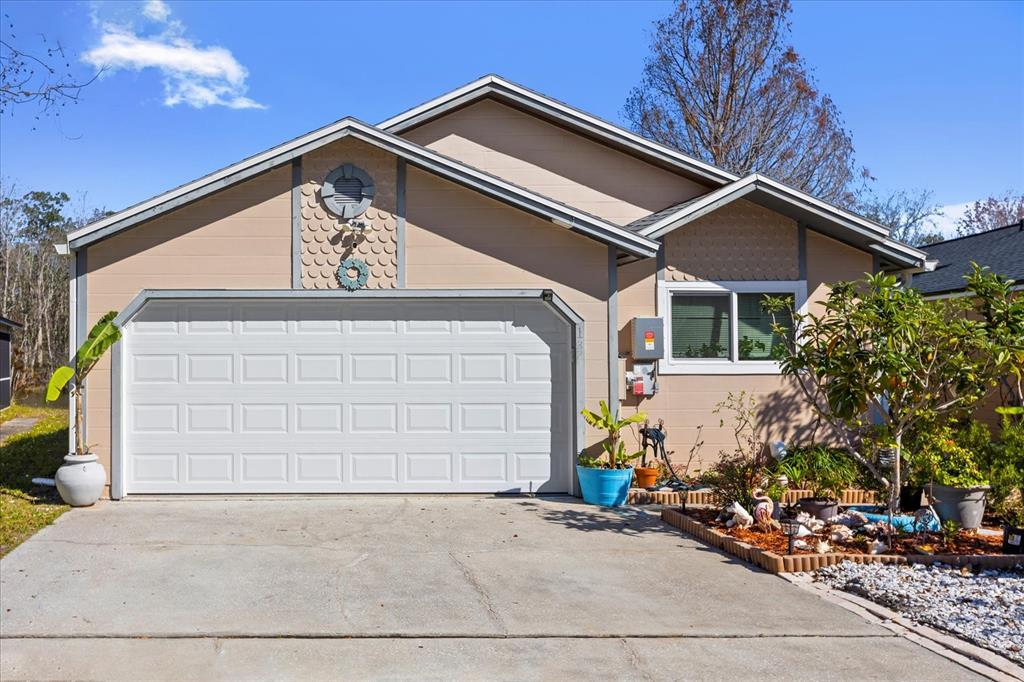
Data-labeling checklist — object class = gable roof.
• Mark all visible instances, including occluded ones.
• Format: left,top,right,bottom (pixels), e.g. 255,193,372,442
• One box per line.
626,174,928,270
379,75,738,188
912,222,1024,296
66,118,659,257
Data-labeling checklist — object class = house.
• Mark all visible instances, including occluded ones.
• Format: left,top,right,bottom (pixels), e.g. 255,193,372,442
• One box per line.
0,316,22,410
63,75,927,499
912,221,1024,298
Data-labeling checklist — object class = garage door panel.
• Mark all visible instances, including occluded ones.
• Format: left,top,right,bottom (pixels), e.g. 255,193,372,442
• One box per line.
124,298,571,494
127,447,563,493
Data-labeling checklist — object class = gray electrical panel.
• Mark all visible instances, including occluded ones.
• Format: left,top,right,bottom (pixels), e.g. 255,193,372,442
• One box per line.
630,317,664,360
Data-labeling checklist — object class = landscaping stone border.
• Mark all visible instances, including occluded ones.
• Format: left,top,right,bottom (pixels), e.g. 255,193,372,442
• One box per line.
629,487,877,506
661,508,1024,574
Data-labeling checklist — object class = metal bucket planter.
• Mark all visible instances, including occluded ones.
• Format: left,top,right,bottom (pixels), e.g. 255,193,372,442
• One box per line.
577,466,633,507
925,483,989,530
796,497,839,521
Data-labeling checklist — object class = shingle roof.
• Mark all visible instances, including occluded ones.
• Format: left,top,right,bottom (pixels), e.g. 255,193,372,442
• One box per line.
913,222,1024,295
0,315,23,329
624,196,704,233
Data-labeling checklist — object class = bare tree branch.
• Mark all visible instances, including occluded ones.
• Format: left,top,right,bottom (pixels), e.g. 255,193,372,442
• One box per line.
625,0,860,205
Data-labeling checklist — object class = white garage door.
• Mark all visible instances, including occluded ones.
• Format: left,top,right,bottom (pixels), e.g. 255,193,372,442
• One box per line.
122,297,572,494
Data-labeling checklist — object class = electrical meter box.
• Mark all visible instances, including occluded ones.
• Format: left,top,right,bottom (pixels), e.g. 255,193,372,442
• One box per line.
630,317,664,360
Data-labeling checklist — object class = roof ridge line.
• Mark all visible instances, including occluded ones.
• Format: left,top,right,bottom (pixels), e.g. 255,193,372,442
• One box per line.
922,220,1024,248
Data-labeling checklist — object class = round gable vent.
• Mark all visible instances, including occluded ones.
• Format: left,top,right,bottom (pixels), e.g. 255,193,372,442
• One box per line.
322,164,375,219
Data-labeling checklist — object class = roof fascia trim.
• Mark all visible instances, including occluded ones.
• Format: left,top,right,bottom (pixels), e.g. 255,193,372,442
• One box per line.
638,174,926,267
346,125,658,257
380,76,737,187
641,176,759,239
69,120,658,257
114,288,564,328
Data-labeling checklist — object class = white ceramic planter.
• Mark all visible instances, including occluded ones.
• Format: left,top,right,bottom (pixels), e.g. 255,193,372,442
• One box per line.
55,453,106,507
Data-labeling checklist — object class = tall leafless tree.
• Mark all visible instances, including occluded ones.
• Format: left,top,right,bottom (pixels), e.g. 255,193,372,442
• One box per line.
956,191,1024,237
1,15,97,119
624,0,860,205
856,188,944,246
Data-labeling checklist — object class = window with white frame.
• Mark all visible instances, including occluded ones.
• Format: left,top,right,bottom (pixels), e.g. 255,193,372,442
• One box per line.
657,281,805,374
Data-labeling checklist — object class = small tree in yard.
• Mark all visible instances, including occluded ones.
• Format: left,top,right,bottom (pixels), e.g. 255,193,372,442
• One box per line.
45,311,120,456
763,266,1023,527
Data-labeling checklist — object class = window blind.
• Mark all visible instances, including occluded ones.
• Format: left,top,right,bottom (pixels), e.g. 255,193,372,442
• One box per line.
671,294,730,359
737,293,793,360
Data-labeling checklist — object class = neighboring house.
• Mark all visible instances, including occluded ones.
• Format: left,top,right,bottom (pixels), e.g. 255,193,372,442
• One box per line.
913,222,1024,424
912,221,1024,298
63,75,927,499
0,316,23,410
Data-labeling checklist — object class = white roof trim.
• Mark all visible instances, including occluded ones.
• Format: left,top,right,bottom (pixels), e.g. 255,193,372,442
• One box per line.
380,75,738,187
637,173,927,268
67,118,659,257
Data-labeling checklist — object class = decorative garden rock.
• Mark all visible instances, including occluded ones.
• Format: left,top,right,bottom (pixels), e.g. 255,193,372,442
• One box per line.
816,562,1024,664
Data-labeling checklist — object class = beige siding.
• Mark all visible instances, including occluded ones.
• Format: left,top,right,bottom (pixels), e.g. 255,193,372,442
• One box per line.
665,199,799,281
805,231,873,313
616,220,872,473
402,99,710,225
299,139,398,289
404,166,610,449
84,167,292,488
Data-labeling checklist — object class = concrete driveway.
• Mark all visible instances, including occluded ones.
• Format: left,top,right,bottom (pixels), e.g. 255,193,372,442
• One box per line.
1,496,981,681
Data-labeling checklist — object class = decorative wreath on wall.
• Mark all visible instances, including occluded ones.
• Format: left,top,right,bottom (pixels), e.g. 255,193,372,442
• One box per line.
336,257,370,291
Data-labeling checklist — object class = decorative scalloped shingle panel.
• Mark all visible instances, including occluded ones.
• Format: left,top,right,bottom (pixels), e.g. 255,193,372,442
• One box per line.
300,139,398,290
664,199,799,281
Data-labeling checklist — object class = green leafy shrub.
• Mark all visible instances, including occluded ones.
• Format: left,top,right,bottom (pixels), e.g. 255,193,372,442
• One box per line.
776,445,859,501
700,392,771,510
908,419,983,486
983,414,1024,525
579,401,646,469
905,422,987,488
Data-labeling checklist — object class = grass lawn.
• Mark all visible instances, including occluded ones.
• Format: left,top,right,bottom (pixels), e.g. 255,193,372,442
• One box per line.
1,404,70,557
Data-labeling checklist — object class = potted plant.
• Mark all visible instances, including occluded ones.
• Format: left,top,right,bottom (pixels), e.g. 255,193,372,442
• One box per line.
578,401,646,506
45,311,121,507
633,422,660,489
910,423,990,529
777,445,858,520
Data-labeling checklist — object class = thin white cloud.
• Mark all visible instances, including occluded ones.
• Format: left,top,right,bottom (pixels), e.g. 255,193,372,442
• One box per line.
141,0,170,22
82,2,264,110
929,201,971,238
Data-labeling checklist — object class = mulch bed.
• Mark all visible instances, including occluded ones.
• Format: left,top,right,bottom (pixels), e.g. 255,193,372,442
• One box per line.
661,508,1023,574
685,508,1003,557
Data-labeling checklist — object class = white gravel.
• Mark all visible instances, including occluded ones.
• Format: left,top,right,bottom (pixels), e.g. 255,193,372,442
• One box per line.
816,561,1024,664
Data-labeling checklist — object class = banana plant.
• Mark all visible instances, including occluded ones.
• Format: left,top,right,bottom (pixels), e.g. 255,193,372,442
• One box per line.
580,400,647,469
46,311,121,456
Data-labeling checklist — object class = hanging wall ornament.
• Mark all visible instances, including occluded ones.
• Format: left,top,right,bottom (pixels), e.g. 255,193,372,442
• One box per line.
336,257,369,291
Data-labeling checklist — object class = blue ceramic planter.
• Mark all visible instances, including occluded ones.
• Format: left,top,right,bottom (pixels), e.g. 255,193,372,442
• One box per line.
577,465,633,507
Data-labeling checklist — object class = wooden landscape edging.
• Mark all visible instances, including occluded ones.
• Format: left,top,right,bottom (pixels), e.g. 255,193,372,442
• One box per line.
660,507,1024,574
629,488,877,507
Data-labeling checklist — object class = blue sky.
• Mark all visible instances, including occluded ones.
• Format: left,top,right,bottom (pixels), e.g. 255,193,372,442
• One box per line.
1,0,1021,234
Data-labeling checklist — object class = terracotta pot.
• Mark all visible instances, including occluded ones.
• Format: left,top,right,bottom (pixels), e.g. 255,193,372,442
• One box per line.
633,466,659,489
